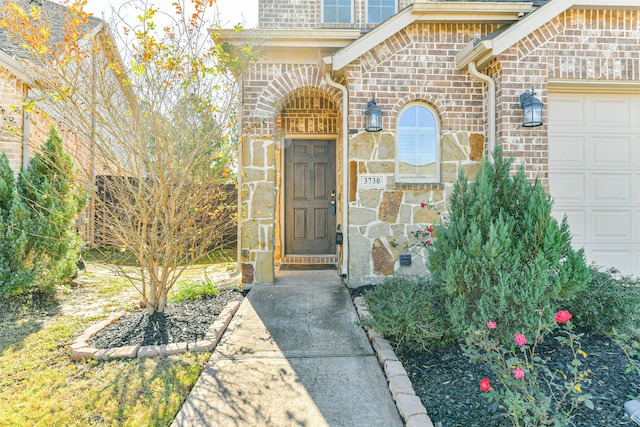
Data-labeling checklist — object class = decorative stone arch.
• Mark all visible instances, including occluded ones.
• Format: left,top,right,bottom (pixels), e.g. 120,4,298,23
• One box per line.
254,65,343,125
391,94,447,128
278,87,341,135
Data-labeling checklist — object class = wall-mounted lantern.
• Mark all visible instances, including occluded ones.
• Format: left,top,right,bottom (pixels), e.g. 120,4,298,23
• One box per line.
365,95,383,132
520,86,543,127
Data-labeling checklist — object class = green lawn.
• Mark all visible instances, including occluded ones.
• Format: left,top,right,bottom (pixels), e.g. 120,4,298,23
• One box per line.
0,253,237,427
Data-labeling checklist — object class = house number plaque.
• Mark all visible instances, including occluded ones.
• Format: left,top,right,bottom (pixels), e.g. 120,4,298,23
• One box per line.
359,174,386,189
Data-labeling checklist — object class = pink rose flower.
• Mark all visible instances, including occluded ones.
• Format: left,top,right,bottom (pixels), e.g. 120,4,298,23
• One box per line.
427,226,433,233
420,202,425,208
514,332,527,346
486,321,497,329
555,310,572,323
512,368,525,380
479,378,491,392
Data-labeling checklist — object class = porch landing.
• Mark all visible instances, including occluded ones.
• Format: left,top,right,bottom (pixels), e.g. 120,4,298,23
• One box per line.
279,254,338,267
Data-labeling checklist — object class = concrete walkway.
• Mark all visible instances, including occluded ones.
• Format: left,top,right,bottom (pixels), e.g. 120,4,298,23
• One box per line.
171,268,403,427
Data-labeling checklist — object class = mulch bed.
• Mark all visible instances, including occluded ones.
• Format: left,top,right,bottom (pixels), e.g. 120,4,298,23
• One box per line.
397,333,640,426
90,290,244,349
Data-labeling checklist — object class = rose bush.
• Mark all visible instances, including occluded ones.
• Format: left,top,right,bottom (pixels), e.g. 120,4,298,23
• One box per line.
464,309,593,427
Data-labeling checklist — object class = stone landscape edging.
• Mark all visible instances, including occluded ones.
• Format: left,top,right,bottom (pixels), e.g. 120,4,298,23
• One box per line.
353,296,435,427
70,300,242,361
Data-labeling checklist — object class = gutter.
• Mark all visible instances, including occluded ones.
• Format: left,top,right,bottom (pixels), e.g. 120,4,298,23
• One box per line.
324,72,349,279
467,62,496,156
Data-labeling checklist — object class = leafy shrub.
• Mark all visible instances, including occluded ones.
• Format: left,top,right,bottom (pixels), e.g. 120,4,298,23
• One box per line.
359,275,447,351
466,310,592,426
170,274,222,303
428,147,590,342
0,127,86,296
567,264,640,337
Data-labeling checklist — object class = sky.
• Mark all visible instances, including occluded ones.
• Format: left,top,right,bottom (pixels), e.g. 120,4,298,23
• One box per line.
81,0,259,29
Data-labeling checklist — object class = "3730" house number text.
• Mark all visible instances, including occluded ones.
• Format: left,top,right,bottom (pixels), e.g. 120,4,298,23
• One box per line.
359,174,386,189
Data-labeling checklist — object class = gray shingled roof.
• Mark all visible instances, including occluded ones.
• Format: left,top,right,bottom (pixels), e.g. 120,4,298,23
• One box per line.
0,0,102,62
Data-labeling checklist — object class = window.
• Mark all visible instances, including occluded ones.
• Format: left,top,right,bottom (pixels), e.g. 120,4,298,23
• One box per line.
396,104,440,183
368,0,396,24
323,0,352,23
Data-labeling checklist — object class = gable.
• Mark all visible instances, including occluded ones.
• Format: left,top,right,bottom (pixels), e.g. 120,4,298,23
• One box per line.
325,1,535,72
457,0,640,71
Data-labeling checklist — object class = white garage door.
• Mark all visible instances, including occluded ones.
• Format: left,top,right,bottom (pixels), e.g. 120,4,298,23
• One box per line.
549,91,640,276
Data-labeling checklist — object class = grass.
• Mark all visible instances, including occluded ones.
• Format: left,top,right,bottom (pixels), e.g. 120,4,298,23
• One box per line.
0,252,237,427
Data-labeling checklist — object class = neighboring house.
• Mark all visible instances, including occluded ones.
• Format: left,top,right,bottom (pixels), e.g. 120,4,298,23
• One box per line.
0,0,129,245
218,0,640,286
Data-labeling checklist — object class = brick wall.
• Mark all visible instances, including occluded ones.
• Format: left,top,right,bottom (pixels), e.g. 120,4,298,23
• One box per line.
258,0,417,30
0,66,25,173
493,9,640,186
346,22,501,135
279,87,340,134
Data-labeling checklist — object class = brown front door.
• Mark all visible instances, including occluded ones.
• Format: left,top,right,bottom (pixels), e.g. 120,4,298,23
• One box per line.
285,140,337,254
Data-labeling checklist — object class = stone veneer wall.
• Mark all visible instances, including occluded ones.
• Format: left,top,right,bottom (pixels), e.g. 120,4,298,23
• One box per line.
491,9,640,186
239,63,344,284
346,129,483,287
240,134,277,285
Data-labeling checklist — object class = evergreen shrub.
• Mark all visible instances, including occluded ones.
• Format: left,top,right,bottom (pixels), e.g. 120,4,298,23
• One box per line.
0,127,86,296
428,147,590,342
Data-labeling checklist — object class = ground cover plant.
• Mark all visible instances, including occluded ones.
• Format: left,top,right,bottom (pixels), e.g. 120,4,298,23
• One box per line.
0,251,238,427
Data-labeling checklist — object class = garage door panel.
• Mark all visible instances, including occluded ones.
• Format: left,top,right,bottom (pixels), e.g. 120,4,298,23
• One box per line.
592,210,632,240
591,137,633,168
549,135,586,166
548,97,585,125
592,98,631,127
549,173,585,204
588,246,633,274
550,91,640,277
591,173,631,204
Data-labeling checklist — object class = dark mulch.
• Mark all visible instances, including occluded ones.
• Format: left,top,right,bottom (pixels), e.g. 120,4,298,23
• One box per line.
90,290,244,349
396,333,640,427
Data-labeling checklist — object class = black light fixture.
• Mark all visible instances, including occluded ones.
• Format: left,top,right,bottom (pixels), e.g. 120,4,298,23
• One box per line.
365,95,383,132
520,86,543,127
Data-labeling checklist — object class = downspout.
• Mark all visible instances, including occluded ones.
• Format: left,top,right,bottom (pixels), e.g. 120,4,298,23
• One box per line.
229,74,244,279
467,61,496,155
324,72,349,278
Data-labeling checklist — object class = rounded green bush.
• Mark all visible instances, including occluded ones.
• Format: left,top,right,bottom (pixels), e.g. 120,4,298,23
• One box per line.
428,148,590,342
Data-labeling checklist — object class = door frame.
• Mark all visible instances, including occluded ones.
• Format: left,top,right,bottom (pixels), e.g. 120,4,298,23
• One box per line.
278,134,339,257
